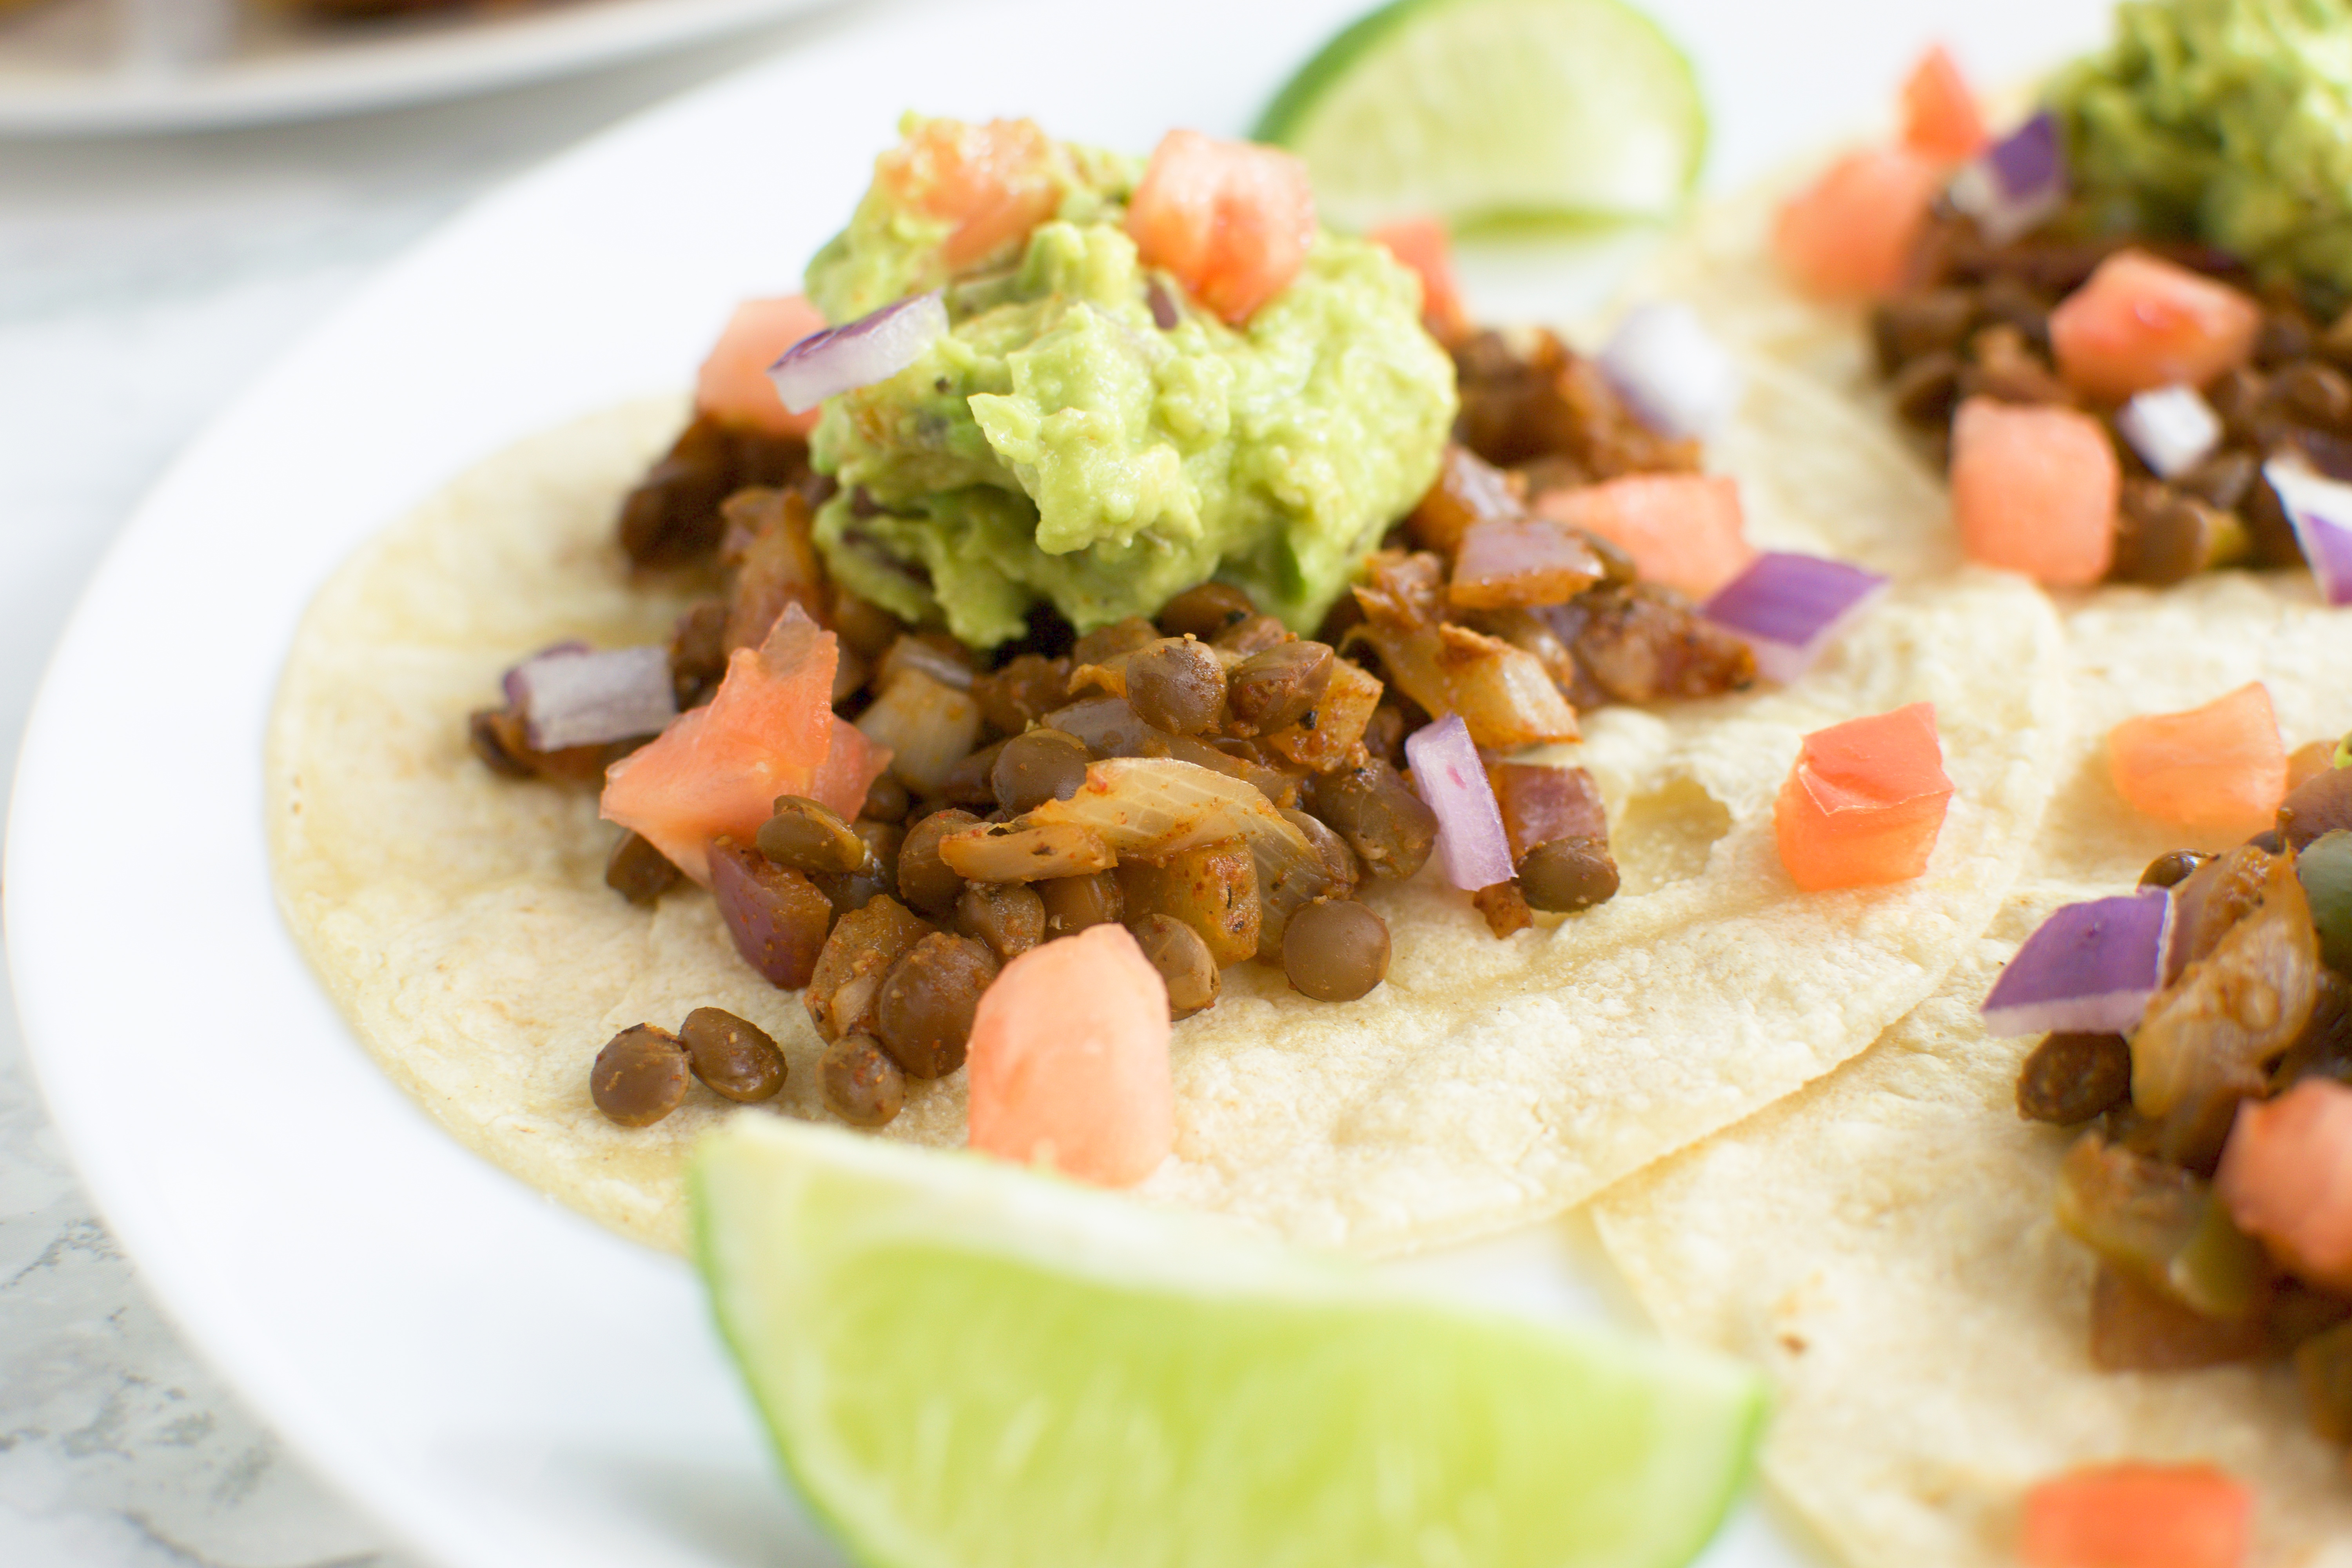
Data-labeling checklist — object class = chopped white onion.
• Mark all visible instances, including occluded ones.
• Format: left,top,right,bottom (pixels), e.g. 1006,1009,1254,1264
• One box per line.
2115,385,2222,480
854,668,981,795
2262,456,2352,607
1598,302,1740,441
768,290,948,414
1948,111,2067,247
1023,757,1332,926
878,632,976,692
1980,889,2173,1037
1702,552,1888,684
1403,713,1515,891
502,640,588,708
508,644,677,752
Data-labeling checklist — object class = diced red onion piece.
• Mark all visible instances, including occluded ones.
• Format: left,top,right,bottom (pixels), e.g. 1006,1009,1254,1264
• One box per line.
510,644,677,751
2262,457,2352,606
1599,302,1740,441
2116,385,2222,480
1980,889,2173,1037
501,640,590,708
1702,552,1888,684
1403,712,1515,891
708,840,826,988
1948,111,2066,247
768,290,948,414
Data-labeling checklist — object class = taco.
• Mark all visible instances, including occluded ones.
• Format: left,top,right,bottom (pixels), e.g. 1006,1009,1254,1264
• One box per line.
267,113,2067,1255
1591,4,2352,1556
1647,0,2352,607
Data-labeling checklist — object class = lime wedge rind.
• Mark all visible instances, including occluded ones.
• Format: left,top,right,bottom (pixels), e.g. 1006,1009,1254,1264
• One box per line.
1256,0,1708,234
695,1118,1767,1568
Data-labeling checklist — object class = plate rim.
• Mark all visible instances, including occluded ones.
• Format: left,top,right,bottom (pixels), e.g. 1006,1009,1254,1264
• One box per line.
0,0,842,134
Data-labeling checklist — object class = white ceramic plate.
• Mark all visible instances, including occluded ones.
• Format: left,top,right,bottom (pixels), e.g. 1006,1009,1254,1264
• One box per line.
0,0,837,134
5,0,2112,1562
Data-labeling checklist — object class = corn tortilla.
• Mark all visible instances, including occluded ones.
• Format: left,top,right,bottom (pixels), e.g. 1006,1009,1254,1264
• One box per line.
269,321,2066,1254
1594,157,2352,1566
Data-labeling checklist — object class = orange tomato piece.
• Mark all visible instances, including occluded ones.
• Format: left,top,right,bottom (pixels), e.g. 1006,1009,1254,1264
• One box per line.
1127,129,1317,326
1775,702,1953,891
1949,396,2119,586
1534,473,1754,599
1899,44,1987,161
2107,682,2286,840
2219,1079,2352,1292
2049,250,2261,401
1368,214,1470,343
600,604,886,884
694,296,827,438
2020,1463,2251,1568
878,116,1064,272
1771,144,1943,299
965,923,1173,1187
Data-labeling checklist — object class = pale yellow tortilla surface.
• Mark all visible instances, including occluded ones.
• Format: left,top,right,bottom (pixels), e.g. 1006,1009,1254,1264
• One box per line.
269,351,2065,1254
1595,163,2352,1565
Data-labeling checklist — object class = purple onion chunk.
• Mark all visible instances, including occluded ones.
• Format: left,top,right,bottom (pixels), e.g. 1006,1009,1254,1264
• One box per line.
508,644,676,751
1702,552,1889,684
2264,456,2352,605
1598,301,1740,441
1980,889,2173,1037
708,840,832,989
1949,110,2067,246
1404,713,1515,892
768,290,949,414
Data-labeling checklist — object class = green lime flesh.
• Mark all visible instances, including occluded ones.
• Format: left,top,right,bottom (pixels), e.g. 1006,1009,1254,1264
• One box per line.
1254,0,1708,232
693,1118,1765,1568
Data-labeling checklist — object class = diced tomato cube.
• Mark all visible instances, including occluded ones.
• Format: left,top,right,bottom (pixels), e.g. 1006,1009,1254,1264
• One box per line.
2218,1079,2352,1293
1535,473,1753,599
878,116,1065,272
1128,129,1317,325
2019,1463,2251,1568
1899,45,1987,161
965,924,1174,1187
1368,215,1470,343
695,296,828,439
1772,144,1944,299
1949,396,2119,586
601,605,886,883
2106,682,2286,840
2049,251,2261,401
1775,702,1952,891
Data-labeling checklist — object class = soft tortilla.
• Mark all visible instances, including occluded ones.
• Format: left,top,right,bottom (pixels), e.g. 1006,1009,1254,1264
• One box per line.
269,330,2065,1254
1594,160,2352,1566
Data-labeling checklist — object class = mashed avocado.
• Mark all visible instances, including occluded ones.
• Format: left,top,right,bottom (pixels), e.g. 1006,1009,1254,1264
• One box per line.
2053,0,2352,294
804,117,1458,647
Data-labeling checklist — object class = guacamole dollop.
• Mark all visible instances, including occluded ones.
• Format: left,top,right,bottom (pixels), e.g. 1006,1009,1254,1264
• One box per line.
2052,0,2352,293
804,118,1458,647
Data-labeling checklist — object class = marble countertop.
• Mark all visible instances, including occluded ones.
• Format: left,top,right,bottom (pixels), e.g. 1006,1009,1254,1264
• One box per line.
0,14,871,1562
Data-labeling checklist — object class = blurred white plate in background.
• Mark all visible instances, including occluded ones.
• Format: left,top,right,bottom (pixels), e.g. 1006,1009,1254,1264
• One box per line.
0,0,838,133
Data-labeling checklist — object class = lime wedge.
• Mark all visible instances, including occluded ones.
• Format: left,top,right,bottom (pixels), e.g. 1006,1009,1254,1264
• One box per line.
1256,0,1707,232
693,1118,1765,1568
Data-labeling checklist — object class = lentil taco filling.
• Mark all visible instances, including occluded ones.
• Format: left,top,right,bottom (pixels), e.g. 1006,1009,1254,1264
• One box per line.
269,109,2067,1253
1772,0,2352,597
494,116,1768,1146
